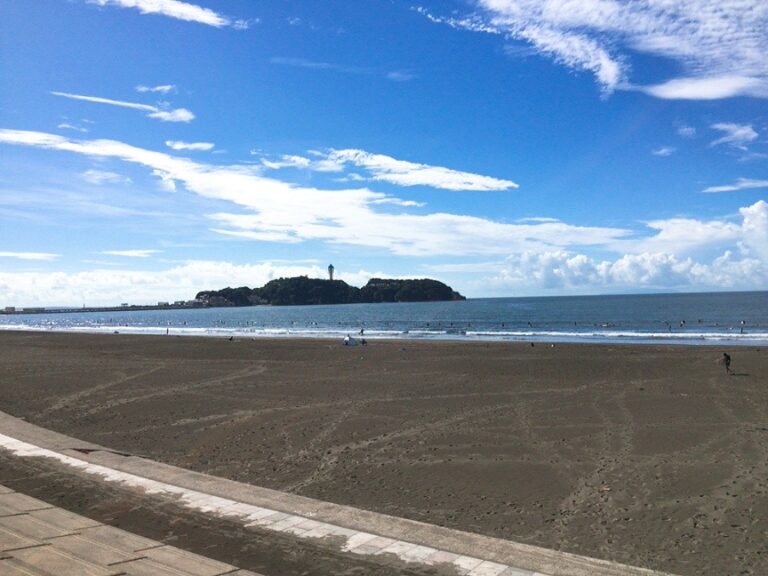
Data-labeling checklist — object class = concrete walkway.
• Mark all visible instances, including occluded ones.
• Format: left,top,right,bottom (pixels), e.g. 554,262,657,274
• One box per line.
0,411,675,576
0,484,261,576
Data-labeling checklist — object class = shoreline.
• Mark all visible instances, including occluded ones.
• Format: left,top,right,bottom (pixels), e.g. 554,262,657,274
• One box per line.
0,324,764,348
1,331,767,575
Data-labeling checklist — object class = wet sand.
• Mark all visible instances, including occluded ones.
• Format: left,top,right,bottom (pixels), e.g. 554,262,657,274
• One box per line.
0,331,766,575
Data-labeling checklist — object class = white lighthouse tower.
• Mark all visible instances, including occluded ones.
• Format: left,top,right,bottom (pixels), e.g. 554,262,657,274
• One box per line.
328,264,334,281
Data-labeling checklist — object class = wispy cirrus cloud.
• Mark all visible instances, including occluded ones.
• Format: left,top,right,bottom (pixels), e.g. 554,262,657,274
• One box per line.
259,149,518,191
52,91,194,123
385,71,415,82
100,249,162,257
270,57,368,75
81,169,132,185
0,129,620,258
652,147,675,157
0,251,59,261
136,84,176,94
710,123,759,150
703,178,768,194
257,154,312,170
165,140,214,151
420,1,768,99
270,57,414,82
87,0,248,29
57,122,89,133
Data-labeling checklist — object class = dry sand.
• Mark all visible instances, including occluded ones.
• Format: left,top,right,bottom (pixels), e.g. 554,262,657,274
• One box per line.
0,331,766,575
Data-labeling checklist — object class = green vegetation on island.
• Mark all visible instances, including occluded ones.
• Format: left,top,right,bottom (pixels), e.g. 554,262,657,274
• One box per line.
196,277,465,307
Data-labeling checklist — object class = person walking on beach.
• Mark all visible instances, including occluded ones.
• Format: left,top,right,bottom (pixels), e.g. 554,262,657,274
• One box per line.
722,352,732,375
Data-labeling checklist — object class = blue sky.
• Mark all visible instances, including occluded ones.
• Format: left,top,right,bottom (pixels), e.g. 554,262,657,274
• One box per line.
1,0,767,306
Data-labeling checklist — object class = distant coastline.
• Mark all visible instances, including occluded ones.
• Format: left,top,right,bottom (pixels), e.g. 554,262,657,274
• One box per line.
2,276,465,315
0,302,205,316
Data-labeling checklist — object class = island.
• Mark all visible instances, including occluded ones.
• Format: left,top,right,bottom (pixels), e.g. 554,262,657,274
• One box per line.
196,277,465,307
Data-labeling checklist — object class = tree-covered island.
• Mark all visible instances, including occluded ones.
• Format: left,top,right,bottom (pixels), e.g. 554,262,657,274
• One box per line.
196,277,465,307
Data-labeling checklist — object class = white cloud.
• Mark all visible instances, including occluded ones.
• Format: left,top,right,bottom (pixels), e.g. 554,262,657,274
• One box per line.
386,71,415,82
620,202,768,269
271,57,414,82
100,249,162,258
4,129,765,280
484,202,768,292
517,23,624,93
260,148,518,191
652,147,675,157
52,91,194,123
0,251,59,261
0,261,383,308
57,123,89,133
81,169,131,185
370,197,426,208
165,140,214,151
516,216,559,224
136,84,176,94
626,217,742,256
152,169,177,192
710,123,759,150
703,178,768,194
87,0,236,28
414,6,501,35
423,1,768,99
676,125,696,138
0,130,624,258
739,200,768,263
327,149,519,191
258,154,312,170
147,108,195,122
270,57,369,75
641,76,768,100
53,91,157,112
488,245,766,292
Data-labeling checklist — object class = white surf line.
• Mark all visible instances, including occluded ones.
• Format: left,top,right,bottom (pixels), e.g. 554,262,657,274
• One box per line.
0,432,542,576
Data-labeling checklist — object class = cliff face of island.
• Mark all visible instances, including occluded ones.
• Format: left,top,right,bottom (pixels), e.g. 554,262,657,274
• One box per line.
196,277,465,307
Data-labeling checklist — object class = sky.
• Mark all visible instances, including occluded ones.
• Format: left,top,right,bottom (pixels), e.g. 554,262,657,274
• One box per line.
0,0,767,307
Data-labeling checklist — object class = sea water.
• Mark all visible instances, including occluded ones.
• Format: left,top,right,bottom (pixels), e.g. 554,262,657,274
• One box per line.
1,291,766,346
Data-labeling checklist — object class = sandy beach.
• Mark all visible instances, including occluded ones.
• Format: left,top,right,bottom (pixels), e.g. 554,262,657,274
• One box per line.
0,331,766,575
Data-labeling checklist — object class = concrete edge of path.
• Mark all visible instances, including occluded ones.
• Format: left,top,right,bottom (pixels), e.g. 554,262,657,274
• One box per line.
0,411,676,576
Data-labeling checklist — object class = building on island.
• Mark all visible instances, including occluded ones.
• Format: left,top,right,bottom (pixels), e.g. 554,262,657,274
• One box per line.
328,264,334,281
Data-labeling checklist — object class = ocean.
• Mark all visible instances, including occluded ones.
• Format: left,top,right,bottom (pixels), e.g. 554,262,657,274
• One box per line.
1,291,766,346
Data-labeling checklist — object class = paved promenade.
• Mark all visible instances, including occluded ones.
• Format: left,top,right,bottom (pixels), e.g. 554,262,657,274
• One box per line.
0,485,261,575
0,411,675,576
